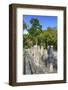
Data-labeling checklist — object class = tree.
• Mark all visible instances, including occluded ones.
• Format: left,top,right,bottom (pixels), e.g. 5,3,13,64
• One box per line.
37,27,57,49
23,34,33,48
27,18,42,45
42,27,57,49
23,18,57,50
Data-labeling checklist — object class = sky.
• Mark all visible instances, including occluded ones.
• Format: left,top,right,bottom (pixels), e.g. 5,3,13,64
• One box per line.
23,15,57,34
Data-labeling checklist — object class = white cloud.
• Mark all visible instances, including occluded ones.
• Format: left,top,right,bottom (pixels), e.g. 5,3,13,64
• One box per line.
23,29,28,34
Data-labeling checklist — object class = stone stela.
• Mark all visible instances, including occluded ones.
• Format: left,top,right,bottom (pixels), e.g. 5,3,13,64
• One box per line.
23,45,57,74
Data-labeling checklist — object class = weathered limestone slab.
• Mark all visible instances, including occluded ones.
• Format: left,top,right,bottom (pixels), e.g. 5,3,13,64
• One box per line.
47,45,54,72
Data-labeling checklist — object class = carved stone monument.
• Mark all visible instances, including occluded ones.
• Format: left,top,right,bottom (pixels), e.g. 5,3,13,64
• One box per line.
33,45,40,66
47,45,54,72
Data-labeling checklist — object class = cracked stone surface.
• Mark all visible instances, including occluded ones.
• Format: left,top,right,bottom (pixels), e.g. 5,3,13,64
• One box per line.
23,46,57,75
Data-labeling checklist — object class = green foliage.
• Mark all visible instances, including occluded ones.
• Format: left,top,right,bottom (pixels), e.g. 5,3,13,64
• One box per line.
27,18,42,45
23,18,57,50
43,27,57,49
23,34,34,48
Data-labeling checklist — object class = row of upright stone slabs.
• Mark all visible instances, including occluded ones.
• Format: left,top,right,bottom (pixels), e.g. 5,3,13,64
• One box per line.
33,45,55,73
35,45,55,73
23,45,57,74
